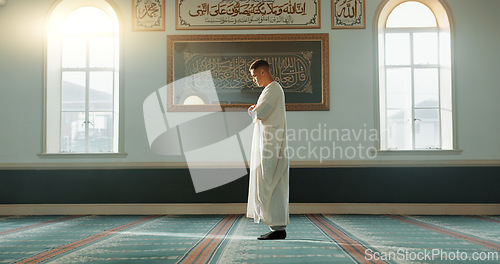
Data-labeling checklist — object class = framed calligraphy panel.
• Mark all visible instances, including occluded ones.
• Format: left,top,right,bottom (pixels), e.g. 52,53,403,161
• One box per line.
132,0,165,31
167,34,329,112
332,0,365,29
176,0,320,30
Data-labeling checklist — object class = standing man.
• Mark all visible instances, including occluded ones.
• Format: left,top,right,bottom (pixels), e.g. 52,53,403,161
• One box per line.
247,59,289,240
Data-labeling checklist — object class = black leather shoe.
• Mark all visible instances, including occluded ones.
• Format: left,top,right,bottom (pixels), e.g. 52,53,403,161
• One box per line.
257,230,286,240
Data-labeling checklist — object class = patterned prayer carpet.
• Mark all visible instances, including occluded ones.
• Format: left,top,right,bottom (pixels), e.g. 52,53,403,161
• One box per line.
0,214,498,263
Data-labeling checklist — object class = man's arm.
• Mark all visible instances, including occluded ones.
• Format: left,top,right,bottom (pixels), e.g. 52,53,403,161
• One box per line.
250,88,278,123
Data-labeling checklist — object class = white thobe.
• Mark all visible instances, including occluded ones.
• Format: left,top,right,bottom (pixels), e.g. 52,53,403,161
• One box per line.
247,81,289,226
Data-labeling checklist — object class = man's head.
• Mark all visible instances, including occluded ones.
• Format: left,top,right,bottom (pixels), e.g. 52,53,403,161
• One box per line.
249,59,273,87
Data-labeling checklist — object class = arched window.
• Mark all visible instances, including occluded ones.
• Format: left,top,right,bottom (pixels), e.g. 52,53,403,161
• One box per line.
45,0,121,154
376,0,454,150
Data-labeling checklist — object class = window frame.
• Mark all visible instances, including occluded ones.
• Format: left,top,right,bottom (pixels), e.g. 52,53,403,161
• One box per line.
374,0,459,153
41,0,125,157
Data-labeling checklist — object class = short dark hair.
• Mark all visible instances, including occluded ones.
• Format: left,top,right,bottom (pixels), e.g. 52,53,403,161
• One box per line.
249,59,269,71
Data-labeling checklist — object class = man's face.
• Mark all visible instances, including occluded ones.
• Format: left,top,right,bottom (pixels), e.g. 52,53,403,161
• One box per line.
250,68,262,87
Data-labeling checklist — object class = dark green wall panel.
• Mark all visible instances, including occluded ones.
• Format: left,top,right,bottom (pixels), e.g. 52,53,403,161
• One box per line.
0,167,498,204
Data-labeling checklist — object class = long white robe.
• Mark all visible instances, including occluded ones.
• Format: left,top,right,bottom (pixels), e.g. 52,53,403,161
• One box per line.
247,81,289,226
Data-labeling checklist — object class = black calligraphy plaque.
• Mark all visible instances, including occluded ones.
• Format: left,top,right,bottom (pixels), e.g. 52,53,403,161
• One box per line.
167,34,329,111
332,0,365,29
133,0,165,31
176,0,320,30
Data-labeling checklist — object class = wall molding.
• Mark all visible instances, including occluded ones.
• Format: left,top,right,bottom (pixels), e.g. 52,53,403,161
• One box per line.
1,160,500,170
0,203,498,215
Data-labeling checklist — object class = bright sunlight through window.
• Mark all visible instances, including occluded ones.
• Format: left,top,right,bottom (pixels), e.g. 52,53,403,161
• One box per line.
386,1,437,28
45,1,120,154
63,7,115,33
378,0,453,151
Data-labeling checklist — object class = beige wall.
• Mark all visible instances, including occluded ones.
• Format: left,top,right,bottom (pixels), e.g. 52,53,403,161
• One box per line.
0,0,499,166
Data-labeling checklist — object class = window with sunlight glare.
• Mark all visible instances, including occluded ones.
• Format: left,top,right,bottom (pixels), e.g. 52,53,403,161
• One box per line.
45,1,120,154
378,0,453,151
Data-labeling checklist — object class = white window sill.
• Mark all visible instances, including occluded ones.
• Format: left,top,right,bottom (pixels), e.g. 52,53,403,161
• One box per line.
375,149,463,155
38,152,128,158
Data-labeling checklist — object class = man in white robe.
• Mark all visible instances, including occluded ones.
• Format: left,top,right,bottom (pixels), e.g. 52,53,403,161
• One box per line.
246,60,289,240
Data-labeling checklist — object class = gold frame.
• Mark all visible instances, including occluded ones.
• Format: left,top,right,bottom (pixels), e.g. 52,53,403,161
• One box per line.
132,0,165,31
167,34,330,112
331,0,366,29
175,0,321,30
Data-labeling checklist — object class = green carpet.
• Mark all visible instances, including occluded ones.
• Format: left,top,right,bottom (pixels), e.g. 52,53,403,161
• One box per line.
0,215,498,263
